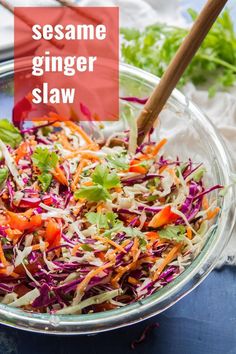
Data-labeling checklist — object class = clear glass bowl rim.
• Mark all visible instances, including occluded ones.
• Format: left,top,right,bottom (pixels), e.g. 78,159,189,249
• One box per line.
0,58,235,335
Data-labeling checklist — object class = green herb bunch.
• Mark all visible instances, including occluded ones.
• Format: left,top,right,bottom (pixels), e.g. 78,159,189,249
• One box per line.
121,9,236,97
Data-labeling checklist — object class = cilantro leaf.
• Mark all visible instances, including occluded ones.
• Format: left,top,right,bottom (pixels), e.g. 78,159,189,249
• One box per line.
122,227,145,238
32,148,58,191
75,165,120,202
86,211,122,230
0,120,22,148
38,173,52,192
81,244,93,252
192,167,206,182
123,227,147,250
106,154,129,171
103,224,124,238
158,225,186,242
92,165,120,189
0,168,8,186
86,211,108,228
32,147,58,173
75,185,111,202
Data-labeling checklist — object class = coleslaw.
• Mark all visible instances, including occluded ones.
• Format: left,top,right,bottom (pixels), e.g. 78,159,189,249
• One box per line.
0,108,222,314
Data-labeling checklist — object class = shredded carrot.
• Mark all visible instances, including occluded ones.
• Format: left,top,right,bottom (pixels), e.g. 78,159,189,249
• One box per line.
207,207,220,220
152,243,182,281
111,260,137,287
186,227,193,240
72,160,88,191
76,262,113,294
97,204,104,212
108,239,130,258
137,256,158,266
52,165,68,186
129,159,147,174
15,142,29,164
138,153,151,161
62,152,80,161
10,272,20,278
0,242,8,267
5,229,23,244
131,237,139,259
202,196,209,210
82,181,93,186
97,251,106,262
159,165,168,173
111,238,141,287
128,276,139,285
79,152,100,161
153,242,167,249
62,144,99,161
65,121,93,145
71,244,81,256
31,242,49,251
152,138,167,156
95,236,127,254
58,132,74,151
121,239,131,248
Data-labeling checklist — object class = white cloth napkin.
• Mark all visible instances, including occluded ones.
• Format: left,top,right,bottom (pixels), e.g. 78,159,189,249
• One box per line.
79,0,236,266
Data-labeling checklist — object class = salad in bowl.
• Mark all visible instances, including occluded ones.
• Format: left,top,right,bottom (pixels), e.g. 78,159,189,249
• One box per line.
0,104,222,315
0,60,234,334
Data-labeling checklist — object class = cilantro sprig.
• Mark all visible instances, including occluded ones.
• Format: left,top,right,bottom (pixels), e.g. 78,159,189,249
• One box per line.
32,147,58,191
158,225,186,242
86,211,122,230
106,153,129,171
121,9,236,96
0,168,8,186
86,211,147,249
0,120,22,148
75,165,120,202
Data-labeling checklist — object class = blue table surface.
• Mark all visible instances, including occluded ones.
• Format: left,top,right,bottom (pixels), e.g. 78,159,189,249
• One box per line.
0,267,235,354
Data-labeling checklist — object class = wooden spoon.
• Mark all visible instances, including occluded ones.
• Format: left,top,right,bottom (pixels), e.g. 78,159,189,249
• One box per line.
136,0,228,146
110,0,228,148
0,0,63,49
55,0,101,24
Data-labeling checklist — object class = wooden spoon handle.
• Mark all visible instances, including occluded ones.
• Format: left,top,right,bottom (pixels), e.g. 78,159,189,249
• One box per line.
0,0,63,49
55,0,101,24
137,0,228,146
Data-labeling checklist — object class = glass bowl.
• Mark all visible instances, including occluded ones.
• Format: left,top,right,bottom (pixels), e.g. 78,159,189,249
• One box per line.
0,59,235,334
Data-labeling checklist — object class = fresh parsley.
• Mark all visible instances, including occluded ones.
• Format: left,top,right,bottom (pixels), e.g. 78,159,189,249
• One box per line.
121,9,236,96
0,120,22,148
75,165,120,202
